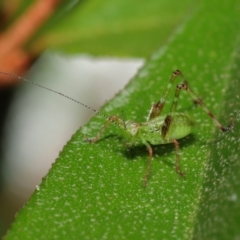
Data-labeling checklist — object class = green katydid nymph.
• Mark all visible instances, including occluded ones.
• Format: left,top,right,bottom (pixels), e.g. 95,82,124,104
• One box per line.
0,70,234,186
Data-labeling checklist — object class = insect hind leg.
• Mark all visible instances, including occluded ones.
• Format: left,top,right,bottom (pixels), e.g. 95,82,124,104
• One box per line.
147,70,182,120
174,82,234,132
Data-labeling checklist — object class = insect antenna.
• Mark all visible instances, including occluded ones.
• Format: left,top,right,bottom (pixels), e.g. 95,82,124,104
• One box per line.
0,71,112,121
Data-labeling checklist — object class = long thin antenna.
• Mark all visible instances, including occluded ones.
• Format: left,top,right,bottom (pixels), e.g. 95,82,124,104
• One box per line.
0,71,109,120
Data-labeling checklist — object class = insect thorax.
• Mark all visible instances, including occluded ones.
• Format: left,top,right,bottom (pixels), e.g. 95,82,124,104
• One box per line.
120,113,194,146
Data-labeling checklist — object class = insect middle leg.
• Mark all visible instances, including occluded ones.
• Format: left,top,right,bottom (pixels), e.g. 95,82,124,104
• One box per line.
143,139,184,186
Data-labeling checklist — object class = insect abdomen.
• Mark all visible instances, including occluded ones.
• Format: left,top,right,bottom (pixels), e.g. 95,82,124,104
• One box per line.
164,113,195,140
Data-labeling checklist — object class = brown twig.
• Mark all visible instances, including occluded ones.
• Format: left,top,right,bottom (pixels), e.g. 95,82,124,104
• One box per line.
0,0,62,86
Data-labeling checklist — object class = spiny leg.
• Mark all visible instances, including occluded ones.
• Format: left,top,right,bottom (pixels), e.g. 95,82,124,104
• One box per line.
169,82,183,113
87,116,124,143
147,70,182,121
151,70,184,137
171,139,185,176
143,142,153,186
173,82,234,132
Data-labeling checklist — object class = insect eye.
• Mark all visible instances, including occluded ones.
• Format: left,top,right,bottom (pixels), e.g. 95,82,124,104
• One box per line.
130,125,138,136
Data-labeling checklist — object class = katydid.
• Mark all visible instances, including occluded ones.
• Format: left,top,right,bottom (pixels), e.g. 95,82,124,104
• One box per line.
0,70,234,186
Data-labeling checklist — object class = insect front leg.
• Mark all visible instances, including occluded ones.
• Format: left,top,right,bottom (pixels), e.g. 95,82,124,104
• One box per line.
87,115,124,143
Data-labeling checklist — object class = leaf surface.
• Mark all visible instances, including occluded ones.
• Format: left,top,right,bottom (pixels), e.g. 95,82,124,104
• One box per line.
5,0,240,239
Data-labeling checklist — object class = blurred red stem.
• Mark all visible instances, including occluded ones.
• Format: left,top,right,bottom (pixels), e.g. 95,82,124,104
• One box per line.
0,0,62,85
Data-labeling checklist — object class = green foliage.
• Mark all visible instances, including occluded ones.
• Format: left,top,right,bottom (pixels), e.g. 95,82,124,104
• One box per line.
30,0,193,57
4,0,240,239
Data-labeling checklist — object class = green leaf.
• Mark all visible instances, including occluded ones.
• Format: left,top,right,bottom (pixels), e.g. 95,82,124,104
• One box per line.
5,0,240,239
